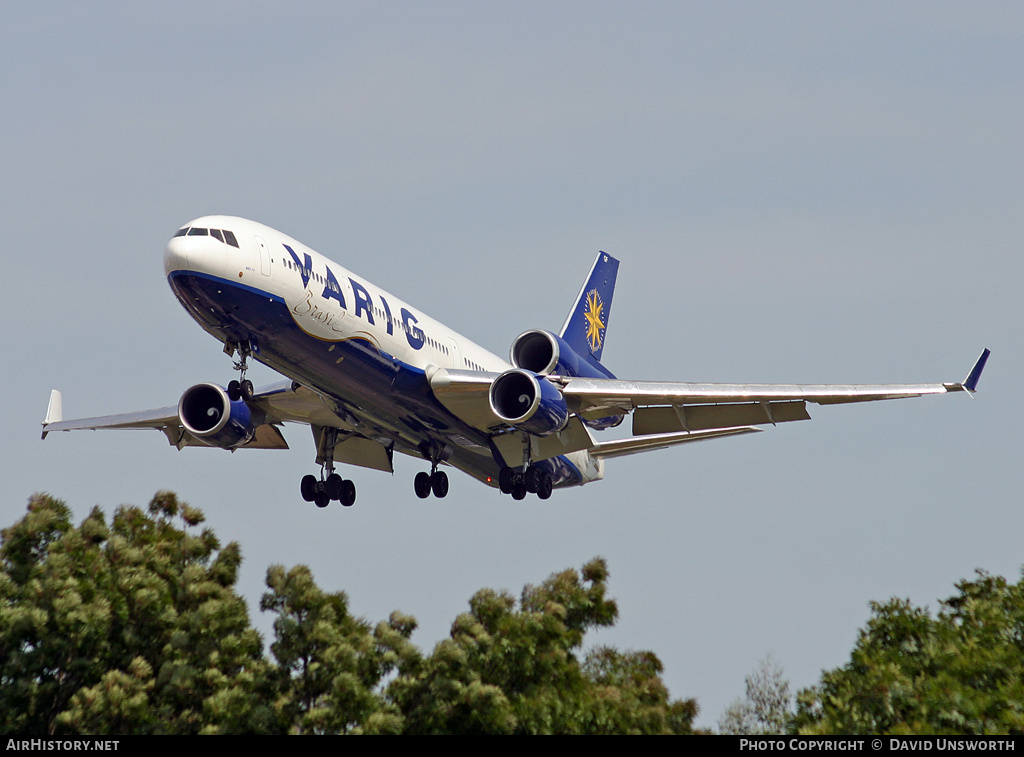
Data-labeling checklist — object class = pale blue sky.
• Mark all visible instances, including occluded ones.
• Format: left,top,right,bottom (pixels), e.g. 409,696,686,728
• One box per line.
3,2,1021,728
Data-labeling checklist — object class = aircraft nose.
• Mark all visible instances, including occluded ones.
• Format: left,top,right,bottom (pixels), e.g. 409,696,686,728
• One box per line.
164,234,189,275
164,226,228,278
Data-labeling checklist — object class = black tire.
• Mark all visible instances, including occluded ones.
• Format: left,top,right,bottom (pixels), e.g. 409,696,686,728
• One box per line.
537,472,553,500
227,380,242,402
525,466,542,494
300,474,317,502
241,379,254,401
511,483,527,501
498,467,514,494
414,471,432,499
314,486,330,508
431,470,449,499
325,473,344,501
340,480,356,507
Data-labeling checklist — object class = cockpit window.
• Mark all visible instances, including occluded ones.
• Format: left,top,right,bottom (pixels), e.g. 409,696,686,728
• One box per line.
175,226,240,247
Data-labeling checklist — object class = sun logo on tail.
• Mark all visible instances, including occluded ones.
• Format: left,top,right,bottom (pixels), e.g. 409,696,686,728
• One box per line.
584,289,605,353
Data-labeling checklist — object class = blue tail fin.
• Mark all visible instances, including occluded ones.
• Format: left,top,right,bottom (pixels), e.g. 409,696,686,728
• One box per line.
559,252,619,366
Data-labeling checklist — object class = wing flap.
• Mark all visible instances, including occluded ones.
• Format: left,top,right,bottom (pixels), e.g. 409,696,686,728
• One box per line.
491,416,595,465
632,400,810,435
313,425,393,473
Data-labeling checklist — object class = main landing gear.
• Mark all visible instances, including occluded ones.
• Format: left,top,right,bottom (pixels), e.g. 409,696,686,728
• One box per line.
414,444,450,499
499,465,553,500
414,467,449,499
299,427,356,508
301,471,356,508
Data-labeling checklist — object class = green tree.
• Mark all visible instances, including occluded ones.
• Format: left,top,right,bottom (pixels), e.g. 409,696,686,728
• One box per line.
0,493,269,734
2,493,698,735
388,557,699,734
259,564,412,734
794,570,1024,735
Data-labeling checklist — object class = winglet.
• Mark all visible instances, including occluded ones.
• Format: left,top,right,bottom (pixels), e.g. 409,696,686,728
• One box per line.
41,390,63,439
963,348,990,395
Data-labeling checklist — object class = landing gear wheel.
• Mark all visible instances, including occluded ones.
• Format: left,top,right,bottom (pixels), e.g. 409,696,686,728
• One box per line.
499,467,515,494
537,472,553,500
300,474,317,502
414,471,432,499
525,466,543,494
511,483,527,501
340,479,356,507
431,470,449,499
230,343,252,402
314,484,330,509
325,473,344,501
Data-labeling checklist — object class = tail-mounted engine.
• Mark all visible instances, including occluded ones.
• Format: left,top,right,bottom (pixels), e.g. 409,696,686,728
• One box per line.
509,329,623,431
178,383,261,449
511,329,601,378
489,369,569,437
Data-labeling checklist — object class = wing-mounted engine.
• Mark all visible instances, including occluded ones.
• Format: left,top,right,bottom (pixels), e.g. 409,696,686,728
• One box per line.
489,369,570,437
510,329,623,430
178,382,263,449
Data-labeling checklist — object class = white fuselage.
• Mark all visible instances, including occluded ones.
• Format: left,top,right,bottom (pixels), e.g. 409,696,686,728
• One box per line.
164,215,602,489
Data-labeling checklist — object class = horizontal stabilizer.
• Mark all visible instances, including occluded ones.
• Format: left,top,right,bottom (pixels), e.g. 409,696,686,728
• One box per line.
590,426,761,459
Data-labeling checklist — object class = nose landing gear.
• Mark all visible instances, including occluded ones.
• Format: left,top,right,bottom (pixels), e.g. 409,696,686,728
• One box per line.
226,341,254,402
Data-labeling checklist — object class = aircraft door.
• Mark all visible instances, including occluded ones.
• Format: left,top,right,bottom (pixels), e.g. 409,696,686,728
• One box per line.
254,236,272,276
448,338,460,370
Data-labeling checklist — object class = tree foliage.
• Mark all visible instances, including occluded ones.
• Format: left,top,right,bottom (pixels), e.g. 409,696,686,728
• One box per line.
794,570,1024,735
719,654,793,735
259,564,410,734
0,492,268,734
1,493,696,735
389,558,698,734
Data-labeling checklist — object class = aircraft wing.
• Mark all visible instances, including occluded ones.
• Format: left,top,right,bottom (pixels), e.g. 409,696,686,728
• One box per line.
41,383,293,450
562,348,989,436
430,350,989,459
41,379,398,472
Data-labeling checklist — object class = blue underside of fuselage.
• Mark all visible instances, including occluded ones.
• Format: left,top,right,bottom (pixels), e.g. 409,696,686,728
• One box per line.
167,270,584,489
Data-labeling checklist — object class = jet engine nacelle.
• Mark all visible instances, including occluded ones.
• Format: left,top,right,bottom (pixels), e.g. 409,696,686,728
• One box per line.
511,329,596,378
489,369,569,437
509,329,623,431
178,383,259,449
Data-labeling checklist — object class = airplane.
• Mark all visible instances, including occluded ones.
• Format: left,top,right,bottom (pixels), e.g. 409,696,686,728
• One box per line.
42,216,990,508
